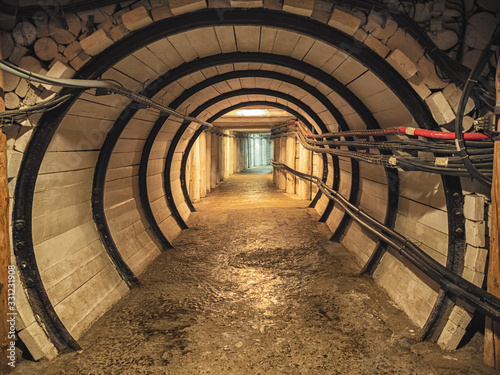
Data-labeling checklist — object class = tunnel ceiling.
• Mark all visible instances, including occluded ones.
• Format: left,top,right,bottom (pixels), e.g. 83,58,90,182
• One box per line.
4,0,496,362
213,107,295,132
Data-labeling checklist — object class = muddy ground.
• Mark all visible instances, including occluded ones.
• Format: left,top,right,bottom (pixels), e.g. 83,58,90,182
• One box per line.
11,167,496,374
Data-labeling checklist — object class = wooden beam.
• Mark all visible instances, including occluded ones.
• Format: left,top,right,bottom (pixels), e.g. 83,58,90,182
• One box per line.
0,38,11,371
485,58,500,370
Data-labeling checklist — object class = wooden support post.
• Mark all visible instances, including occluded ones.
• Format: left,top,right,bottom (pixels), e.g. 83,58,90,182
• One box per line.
211,133,217,188
0,41,11,372
217,135,222,183
0,132,8,372
248,137,254,168
273,137,278,183
485,58,500,370
285,135,296,194
219,135,225,180
279,136,286,189
190,138,201,202
232,137,235,174
267,137,272,165
237,138,242,172
298,142,312,200
199,133,206,198
205,131,211,193
255,137,261,167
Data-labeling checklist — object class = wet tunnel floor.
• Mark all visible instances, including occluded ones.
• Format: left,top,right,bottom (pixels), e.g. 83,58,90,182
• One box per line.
15,166,494,374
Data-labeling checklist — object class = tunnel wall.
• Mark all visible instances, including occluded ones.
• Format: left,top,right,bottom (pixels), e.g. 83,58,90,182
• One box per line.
1,0,494,359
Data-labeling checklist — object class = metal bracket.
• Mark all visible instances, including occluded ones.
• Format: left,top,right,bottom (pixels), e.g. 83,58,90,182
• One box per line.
473,110,500,140
94,88,111,96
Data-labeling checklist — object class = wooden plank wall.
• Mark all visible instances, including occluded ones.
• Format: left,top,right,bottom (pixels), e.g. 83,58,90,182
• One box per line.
11,6,483,357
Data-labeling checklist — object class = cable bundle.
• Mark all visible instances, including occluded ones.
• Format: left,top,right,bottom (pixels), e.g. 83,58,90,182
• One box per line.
271,121,493,179
271,160,500,322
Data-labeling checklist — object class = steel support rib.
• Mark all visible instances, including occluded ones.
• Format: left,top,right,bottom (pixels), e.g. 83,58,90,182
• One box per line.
11,8,462,351
175,89,327,211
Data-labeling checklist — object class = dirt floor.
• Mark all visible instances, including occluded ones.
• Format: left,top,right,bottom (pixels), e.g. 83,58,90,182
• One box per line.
11,166,497,374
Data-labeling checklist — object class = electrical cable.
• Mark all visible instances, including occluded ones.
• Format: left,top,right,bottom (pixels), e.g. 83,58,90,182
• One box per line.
272,121,493,179
454,25,500,187
0,92,80,124
271,160,500,321
0,59,214,128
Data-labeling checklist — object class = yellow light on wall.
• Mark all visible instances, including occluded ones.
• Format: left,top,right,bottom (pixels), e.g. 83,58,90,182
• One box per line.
235,109,269,116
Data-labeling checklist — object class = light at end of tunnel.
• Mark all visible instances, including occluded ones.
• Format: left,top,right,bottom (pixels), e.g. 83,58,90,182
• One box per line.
235,109,269,116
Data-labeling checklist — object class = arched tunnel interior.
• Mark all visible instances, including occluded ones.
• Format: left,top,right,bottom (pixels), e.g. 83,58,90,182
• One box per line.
0,0,500,373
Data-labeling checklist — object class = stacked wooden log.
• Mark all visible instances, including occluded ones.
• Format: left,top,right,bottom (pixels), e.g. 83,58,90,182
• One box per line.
380,0,500,69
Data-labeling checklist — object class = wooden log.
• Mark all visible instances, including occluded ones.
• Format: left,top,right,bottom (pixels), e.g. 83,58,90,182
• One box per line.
0,32,14,60
425,91,456,125
42,61,75,92
79,28,113,56
0,131,9,372
12,21,37,46
0,39,9,372
44,53,65,70
34,37,59,61
477,0,500,11
34,15,51,39
230,0,263,7
3,72,20,92
108,24,130,42
151,6,174,21
428,29,459,51
385,49,418,80
7,45,28,66
328,8,362,36
76,9,108,24
0,12,16,31
14,78,29,98
49,15,80,45
4,92,20,110
18,56,46,75
121,6,153,31
169,0,207,16
464,12,498,50
484,58,500,370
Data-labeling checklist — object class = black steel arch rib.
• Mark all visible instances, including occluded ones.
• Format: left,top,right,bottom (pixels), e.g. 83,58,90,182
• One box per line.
164,68,344,214
11,7,461,351
137,50,383,239
179,99,322,212
156,72,333,227
133,52,393,236
171,88,329,215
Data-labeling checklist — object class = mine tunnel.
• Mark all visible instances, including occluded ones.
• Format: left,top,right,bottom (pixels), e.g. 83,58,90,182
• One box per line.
0,0,500,373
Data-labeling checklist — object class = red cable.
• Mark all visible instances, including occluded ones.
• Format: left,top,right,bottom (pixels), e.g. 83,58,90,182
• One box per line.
396,127,491,140
273,123,491,141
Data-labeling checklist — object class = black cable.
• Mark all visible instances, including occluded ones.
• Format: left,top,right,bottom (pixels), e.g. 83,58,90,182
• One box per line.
0,92,81,124
285,125,493,178
272,160,500,321
454,24,500,187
